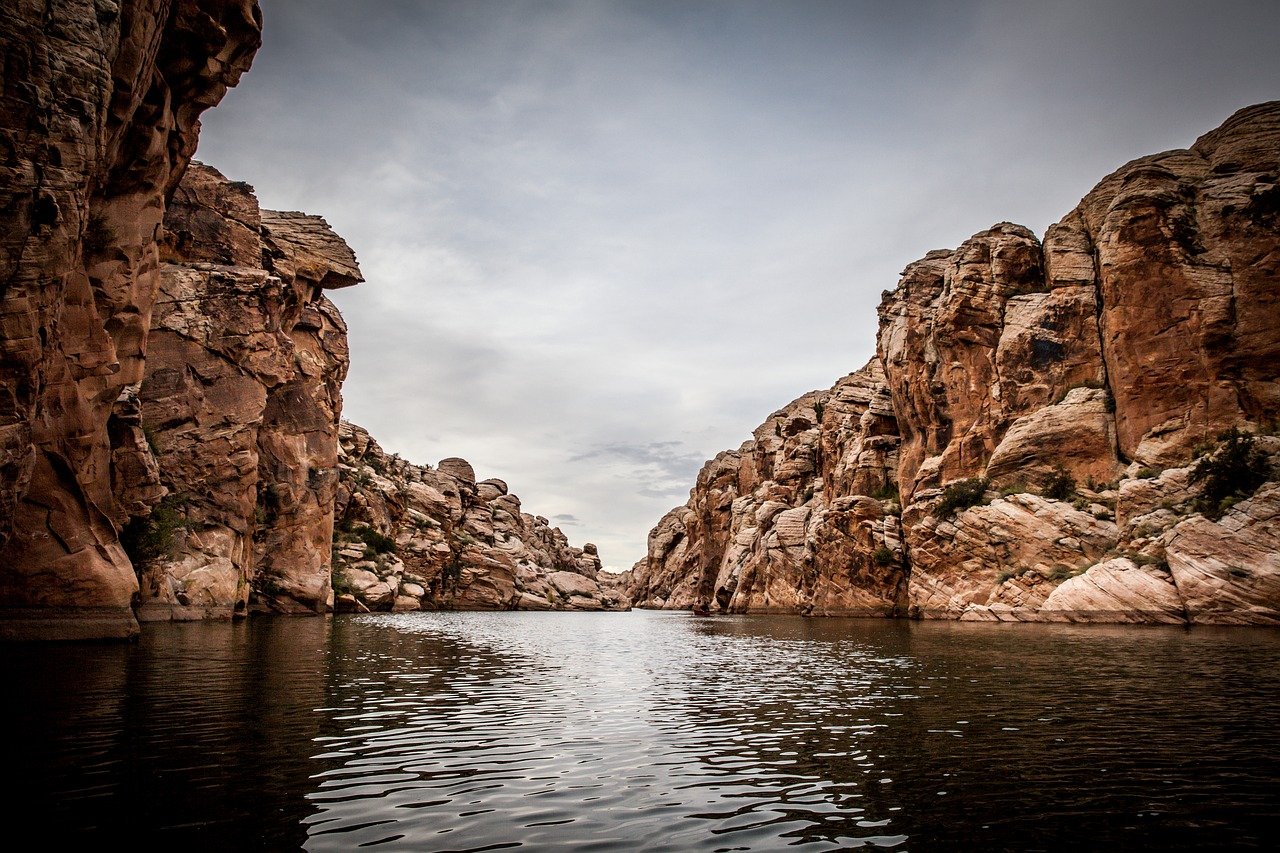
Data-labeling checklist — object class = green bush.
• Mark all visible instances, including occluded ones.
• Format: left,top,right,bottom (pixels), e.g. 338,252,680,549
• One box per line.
1190,427,1271,520
354,525,396,554
935,478,989,518
870,482,900,502
331,569,355,596
120,494,188,564
1044,466,1076,501
873,546,895,566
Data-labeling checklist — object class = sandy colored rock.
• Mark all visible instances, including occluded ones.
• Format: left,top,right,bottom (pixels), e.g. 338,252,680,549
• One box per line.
332,422,627,613
628,359,904,615
1165,483,1280,625
260,211,362,289
636,102,1280,626
904,493,1118,619
1039,559,1186,624
134,163,360,620
986,388,1120,489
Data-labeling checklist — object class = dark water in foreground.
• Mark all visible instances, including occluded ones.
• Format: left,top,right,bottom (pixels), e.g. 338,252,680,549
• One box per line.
4,612,1279,851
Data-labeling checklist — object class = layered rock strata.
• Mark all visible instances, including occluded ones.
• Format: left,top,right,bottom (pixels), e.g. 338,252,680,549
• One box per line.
333,422,629,612
133,162,359,620
0,0,261,640
630,102,1280,626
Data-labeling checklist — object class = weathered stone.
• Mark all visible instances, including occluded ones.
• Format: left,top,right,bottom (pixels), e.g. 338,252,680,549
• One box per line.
1165,484,1280,625
333,422,627,612
0,0,262,640
628,359,904,615
1039,559,1186,624
134,163,360,620
634,103,1280,626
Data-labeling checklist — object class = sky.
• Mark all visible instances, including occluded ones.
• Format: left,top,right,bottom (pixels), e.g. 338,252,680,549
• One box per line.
197,0,1280,571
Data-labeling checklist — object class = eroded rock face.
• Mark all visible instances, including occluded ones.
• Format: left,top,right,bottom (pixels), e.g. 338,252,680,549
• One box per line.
135,162,360,620
628,359,906,616
632,102,1280,626
332,422,628,612
0,1,261,640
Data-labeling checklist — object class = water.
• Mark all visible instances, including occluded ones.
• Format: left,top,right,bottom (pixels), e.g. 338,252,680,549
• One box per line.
4,611,1279,850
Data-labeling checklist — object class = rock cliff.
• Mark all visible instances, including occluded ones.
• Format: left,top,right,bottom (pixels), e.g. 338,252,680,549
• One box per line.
630,102,1280,626
0,1,616,637
132,161,359,621
0,0,261,640
332,422,629,612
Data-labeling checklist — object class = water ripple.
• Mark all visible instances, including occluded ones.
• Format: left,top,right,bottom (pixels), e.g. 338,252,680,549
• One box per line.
4,613,1280,849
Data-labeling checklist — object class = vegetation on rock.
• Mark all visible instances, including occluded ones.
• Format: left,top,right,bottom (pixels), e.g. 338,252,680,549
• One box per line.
1190,428,1272,520
935,478,990,518
120,495,189,565
1044,466,1076,501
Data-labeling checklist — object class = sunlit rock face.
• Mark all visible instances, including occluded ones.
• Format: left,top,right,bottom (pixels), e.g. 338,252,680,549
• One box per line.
0,0,261,640
332,422,629,613
632,102,1280,626
134,162,359,621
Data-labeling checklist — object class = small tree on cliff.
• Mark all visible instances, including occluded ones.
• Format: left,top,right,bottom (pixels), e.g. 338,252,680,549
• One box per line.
1190,428,1271,520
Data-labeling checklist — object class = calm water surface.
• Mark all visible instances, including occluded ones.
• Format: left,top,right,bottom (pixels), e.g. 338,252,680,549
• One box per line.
4,611,1279,850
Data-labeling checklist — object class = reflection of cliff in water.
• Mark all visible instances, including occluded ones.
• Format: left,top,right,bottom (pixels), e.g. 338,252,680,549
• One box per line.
1,619,337,847
660,618,1280,848
4,613,1279,849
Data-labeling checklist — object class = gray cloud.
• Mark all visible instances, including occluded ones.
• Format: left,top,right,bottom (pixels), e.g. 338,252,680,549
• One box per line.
571,441,706,500
196,0,1280,570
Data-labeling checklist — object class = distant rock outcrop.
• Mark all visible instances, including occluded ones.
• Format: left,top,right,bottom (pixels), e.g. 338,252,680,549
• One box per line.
629,102,1280,626
0,1,262,640
333,422,629,612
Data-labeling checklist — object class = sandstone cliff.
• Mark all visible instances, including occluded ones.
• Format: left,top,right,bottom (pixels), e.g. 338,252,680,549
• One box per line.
333,422,629,613
630,102,1280,626
140,164,622,618
0,0,261,640
132,161,359,621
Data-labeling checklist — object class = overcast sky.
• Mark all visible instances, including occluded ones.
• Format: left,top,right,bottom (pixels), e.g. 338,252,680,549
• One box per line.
197,0,1280,570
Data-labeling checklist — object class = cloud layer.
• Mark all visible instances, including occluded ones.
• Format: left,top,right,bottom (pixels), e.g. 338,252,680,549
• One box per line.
196,0,1280,569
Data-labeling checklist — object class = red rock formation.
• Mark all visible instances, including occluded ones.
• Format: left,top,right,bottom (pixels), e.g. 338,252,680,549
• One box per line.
134,162,360,621
633,102,1280,626
0,1,261,640
629,359,905,616
333,422,628,612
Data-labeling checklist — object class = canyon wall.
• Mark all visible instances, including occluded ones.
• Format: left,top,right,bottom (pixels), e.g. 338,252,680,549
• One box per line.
0,1,615,637
333,422,628,612
0,0,262,640
140,164,623,619
133,161,360,621
629,102,1280,626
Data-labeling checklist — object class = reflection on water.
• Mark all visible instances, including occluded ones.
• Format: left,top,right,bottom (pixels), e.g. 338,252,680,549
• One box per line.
3,612,1278,850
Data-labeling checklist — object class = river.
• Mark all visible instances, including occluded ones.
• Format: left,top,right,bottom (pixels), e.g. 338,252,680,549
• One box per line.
4,610,1278,850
